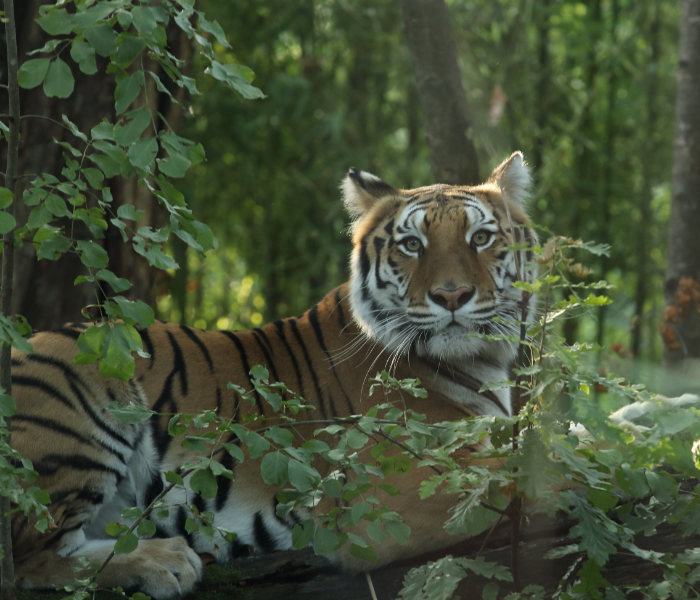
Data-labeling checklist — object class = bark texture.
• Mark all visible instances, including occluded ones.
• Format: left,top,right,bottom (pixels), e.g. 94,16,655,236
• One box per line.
401,0,480,184
662,0,700,367
2,1,183,330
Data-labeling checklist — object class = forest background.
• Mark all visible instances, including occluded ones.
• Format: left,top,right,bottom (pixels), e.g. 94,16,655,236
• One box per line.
3,0,700,597
8,0,685,390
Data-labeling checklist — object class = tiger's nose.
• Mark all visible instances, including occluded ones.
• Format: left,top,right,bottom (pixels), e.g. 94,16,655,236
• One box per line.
428,286,475,311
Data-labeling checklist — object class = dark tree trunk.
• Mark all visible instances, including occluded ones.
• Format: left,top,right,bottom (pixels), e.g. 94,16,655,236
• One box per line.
631,3,661,358
5,1,184,330
401,0,480,185
662,0,700,369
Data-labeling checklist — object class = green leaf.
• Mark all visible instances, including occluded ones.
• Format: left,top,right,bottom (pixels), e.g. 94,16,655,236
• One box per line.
76,240,109,269
43,58,74,99
312,525,340,556
264,426,295,447
166,471,184,486
137,520,156,537
350,543,378,563
98,325,140,380
17,58,50,89
113,532,138,555
27,204,52,230
132,6,159,35
106,521,126,537
190,467,218,499
45,193,69,217
127,137,158,171
292,519,315,549
0,187,13,209
84,24,116,57
82,168,105,190
35,228,71,260
351,501,372,525
116,34,146,67
206,61,265,100
458,556,513,582
111,296,155,328
122,507,143,521
36,7,75,35
288,459,320,492
115,71,145,114
114,108,152,146
109,402,154,425
260,451,289,487
117,203,144,222
346,428,369,450
0,394,16,418
96,269,131,293
70,40,97,75
0,212,16,234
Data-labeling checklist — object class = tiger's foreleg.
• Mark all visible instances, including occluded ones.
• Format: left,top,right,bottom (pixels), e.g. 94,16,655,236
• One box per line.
15,536,202,599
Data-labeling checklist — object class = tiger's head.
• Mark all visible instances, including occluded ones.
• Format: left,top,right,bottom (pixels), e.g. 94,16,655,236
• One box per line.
342,152,536,366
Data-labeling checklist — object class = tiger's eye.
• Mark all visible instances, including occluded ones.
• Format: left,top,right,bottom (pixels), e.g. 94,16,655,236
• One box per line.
471,230,492,247
401,236,423,254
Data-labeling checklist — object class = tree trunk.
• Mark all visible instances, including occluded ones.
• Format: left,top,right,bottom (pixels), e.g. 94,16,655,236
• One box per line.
661,0,700,372
631,3,661,358
7,1,184,330
401,0,480,184
1,0,19,594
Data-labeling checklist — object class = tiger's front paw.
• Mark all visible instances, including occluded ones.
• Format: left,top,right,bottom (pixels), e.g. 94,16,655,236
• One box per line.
106,537,203,599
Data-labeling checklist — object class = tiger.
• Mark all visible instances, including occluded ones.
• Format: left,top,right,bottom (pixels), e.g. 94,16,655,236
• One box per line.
10,151,536,598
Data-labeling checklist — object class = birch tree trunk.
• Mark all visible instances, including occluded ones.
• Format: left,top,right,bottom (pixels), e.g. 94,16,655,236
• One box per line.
401,0,480,184
661,0,700,376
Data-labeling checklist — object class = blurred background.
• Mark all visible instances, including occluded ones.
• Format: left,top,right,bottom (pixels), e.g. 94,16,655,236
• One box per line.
10,0,683,373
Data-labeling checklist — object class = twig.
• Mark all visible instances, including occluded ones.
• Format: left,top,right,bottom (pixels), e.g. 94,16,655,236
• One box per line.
365,572,378,600
90,467,196,587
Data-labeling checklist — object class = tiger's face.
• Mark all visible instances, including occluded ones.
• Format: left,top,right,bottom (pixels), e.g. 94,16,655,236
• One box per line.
342,152,536,365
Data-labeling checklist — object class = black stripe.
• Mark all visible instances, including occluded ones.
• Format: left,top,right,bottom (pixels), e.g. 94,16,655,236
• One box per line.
21,354,136,451
272,320,305,396
373,237,387,289
10,414,128,464
193,490,207,515
334,288,347,331
140,327,155,368
426,359,509,416
54,327,82,340
151,373,178,456
219,331,264,414
33,453,123,477
144,473,165,507
166,331,188,395
180,325,213,371
252,329,279,382
11,375,76,412
253,511,276,553
308,304,354,414
288,318,326,418
176,506,194,546
215,434,237,512
359,239,371,298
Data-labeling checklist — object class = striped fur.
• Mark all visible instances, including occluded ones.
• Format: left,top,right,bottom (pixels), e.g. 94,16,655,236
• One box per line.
10,152,536,598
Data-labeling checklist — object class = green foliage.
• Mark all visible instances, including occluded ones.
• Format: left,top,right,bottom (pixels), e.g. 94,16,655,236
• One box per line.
169,1,678,368
0,0,262,586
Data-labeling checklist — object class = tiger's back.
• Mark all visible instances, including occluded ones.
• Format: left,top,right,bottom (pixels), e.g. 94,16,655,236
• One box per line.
10,152,536,598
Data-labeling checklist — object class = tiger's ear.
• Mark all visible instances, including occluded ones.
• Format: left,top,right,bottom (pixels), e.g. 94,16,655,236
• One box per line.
341,168,397,218
487,151,531,208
